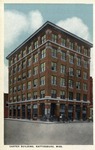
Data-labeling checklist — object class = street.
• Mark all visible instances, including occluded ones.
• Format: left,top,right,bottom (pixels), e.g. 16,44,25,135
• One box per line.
4,119,93,145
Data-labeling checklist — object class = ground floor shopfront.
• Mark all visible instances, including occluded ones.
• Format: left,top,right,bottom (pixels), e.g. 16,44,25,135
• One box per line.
8,99,90,121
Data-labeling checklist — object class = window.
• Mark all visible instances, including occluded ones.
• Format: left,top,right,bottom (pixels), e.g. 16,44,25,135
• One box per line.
27,93,31,100
18,64,21,72
68,80,73,88
27,81,31,90
60,78,66,87
10,78,12,85
69,54,74,64
84,60,88,68
33,66,38,75
40,90,45,98
10,88,12,93
22,94,26,101
51,62,57,71
34,40,38,49
22,83,26,90
77,46,81,53
83,72,88,80
69,68,74,76
33,91,37,99
76,82,81,89
17,95,21,101
27,58,31,66
61,38,66,46
51,76,57,85
27,70,31,78
52,34,57,43
18,53,21,60
41,35,46,43
60,91,65,99
77,57,81,66
40,76,45,85
40,49,46,59
13,87,16,93
69,42,73,49
33,79,38,87
18,75,21,81
18,85,21,91
84,49,88,56
28,45,32,53
40,63,45,72
33,53,38,62
13,96,16,101
13,66,16,73
51,48,57,57
22,60,26,69
22,49,26,57
22,72,26,80
83,83,87,91
76,93,81,101
69,92,73,100
51,90,57,98
61,65,65,73
14,56,17,63
83,94,87,101
76,70,81,77
61,51,66,60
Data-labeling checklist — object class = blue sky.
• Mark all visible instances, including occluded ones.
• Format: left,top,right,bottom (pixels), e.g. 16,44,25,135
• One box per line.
4,4,93,92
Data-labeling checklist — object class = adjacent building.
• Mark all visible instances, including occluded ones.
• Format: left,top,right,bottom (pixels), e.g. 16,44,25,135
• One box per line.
6,21,93,121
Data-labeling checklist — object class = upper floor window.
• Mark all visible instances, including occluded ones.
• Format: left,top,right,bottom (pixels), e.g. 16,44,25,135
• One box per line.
61,38,66,46
33,53,38,62
18,64,21,72
18,85,21,91
76,93,81,101
69,68,74,76
61,65,65,74
76,82,81,90
14,56,17,63
60,78,66,87
27,81,31,90
77,57,81,66
84,49,88,56
51,48,57,57
51,89,57,98
77,46,81,53
51,62,57,71
61,51,66,60
52,34,57,43
33,79,38,87
83,83,87,91
84,60,88,68
60,91,65,99
22,60,26,69
40,49,46,59
69,54,74,64
14,77,16,83
13,66,16,74
40,76,45,85
22,49,26,57
40,90,45,98
22,83,26,90
27,57,31,66
69,92,73,100
68,80,74,88
83,94,87,101
83,72,88,80
40,63,45,72
22,94,26,101
18,53,21,60
27,70,31,78
22,72,26,80
33,91,37,99
41,35,46,44
51,76,57,85
33,66,38,75
69,42,73,49
18,75,21,81
34,40,38,49
27,93,31,100
76,70,81,78
28,45,32,53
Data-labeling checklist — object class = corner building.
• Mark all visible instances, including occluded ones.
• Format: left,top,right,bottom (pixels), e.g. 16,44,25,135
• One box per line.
6,21,93,121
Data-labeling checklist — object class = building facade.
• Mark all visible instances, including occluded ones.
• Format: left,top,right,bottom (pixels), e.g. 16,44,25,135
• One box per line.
4,93,8,118
6,21,93,121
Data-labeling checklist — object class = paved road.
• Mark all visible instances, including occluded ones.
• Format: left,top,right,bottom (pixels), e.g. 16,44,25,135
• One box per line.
4,119,93,145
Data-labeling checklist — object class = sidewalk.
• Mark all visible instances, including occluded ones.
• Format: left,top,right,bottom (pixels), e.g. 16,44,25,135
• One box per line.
5,118,91,124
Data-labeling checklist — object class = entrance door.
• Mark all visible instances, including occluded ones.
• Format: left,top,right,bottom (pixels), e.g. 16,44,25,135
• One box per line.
50,103,56,116
27,105,31,119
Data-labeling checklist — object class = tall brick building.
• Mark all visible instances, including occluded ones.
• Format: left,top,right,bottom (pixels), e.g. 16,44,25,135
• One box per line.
6,21,93,121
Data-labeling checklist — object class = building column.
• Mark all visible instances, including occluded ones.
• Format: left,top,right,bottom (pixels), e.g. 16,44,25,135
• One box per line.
73,104,76,121
37,102,40,119
56,102,60,118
